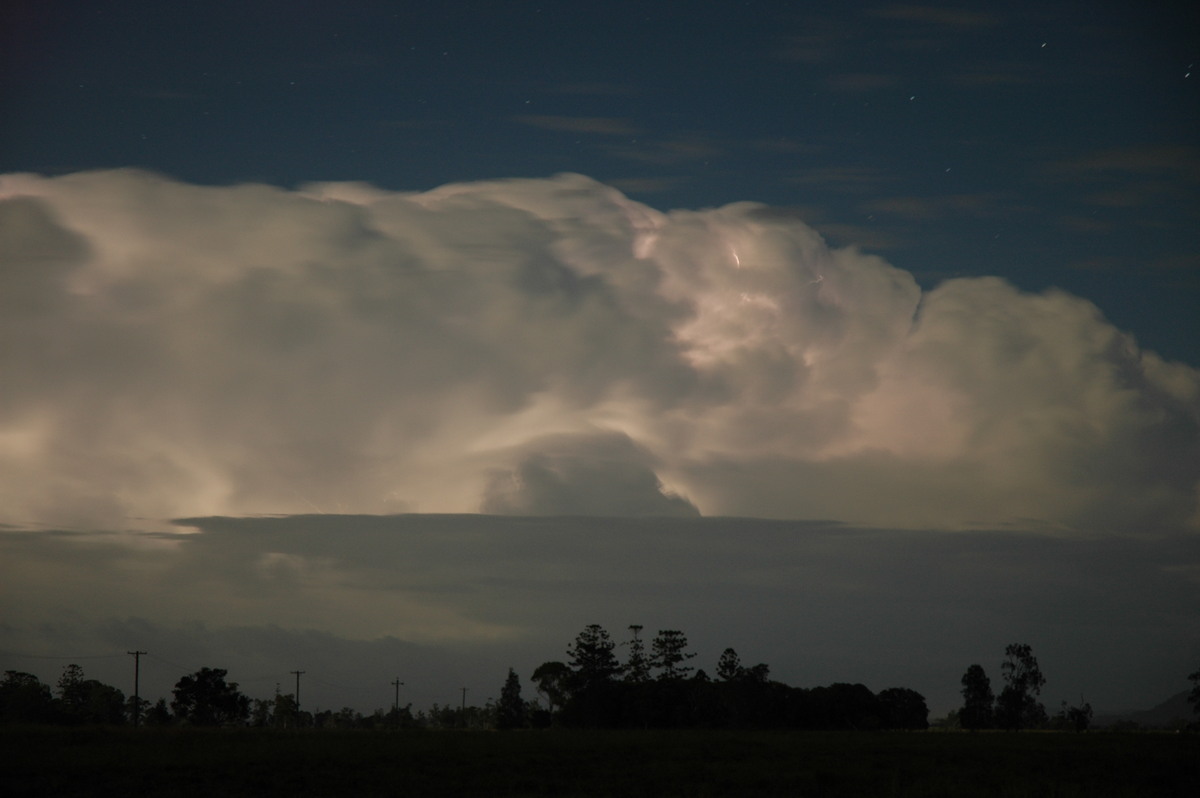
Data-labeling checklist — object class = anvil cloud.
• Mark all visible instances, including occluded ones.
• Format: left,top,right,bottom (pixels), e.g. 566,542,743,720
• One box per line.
1,169,1197,534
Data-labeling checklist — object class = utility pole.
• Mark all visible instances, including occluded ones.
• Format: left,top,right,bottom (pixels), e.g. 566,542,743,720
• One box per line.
391,672,405,729
460,687,468,729
127,651,146,727
391,678,404,712
290,670,305,724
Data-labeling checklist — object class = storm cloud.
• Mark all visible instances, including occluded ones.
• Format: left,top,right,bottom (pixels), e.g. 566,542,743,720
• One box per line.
1,168,1197,534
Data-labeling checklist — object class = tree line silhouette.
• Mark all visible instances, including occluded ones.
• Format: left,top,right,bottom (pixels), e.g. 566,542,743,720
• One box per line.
4,627,1199,731
527,624,929,730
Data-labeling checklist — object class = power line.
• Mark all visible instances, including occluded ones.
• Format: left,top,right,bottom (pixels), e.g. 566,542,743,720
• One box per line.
144,652,193,671
238,673,283,685
308,674,349,689
0,649,127,661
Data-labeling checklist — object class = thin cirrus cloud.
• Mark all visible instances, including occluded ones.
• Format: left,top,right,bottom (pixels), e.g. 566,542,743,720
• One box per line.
0,168,1197,535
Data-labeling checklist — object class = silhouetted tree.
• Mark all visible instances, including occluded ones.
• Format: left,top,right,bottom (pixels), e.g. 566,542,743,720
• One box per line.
563,624,622,727
541,627,941,731
959,664,994,731
126,695,150,725
650,629,696,680
496,668,526,730
79,681,126,724
145,697,172,726
623,625,650,683
937,709,961,729
249,697,272,727
55,664,125,724
1189,667,1200,719
803,683,882,730
531,661,570,715
567,624,621,689
55,664,86,717
423,702,463,730
324,706,374,729
877,687,929,729
717,648,743,682
170,667,249,726
1055,698,1093,732
690,649,773,728
427,699,494,731
744,663,770,683
0,671,55,724
271,690,300,728
381,704,416,730
996,643,1046,731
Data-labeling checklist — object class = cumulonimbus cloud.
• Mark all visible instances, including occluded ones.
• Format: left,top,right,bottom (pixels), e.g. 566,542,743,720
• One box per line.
0,169,1196,532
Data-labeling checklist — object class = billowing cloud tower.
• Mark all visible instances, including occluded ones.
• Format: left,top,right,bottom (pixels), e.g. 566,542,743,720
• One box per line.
1,169,1197,533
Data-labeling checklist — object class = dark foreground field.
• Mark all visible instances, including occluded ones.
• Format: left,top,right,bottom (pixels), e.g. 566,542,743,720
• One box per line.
4,727,1197,797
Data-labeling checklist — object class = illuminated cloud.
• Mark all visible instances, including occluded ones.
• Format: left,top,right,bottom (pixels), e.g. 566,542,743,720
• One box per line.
0,169,1197,533
480,430,699,517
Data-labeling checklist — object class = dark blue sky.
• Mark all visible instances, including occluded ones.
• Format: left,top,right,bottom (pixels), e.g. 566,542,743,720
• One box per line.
3,0,1197,363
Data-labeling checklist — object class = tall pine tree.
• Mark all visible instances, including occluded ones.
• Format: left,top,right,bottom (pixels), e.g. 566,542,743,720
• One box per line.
496,668,525,730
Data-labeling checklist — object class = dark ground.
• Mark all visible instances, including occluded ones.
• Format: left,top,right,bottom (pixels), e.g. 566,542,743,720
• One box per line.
4,726,1197,797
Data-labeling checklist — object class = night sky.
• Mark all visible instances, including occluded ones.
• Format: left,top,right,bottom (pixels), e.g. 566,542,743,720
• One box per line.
1,1,1198,720
5,0,1197,362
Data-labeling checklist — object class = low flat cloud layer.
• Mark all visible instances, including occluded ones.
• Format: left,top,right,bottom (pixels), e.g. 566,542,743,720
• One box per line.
2,515,1197,716
2,169,1196,533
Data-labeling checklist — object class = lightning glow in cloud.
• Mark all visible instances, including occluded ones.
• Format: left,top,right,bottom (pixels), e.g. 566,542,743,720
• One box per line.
1,169,1197,533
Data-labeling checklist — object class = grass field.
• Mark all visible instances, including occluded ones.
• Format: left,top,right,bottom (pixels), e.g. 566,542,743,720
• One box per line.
3,727,1197,797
